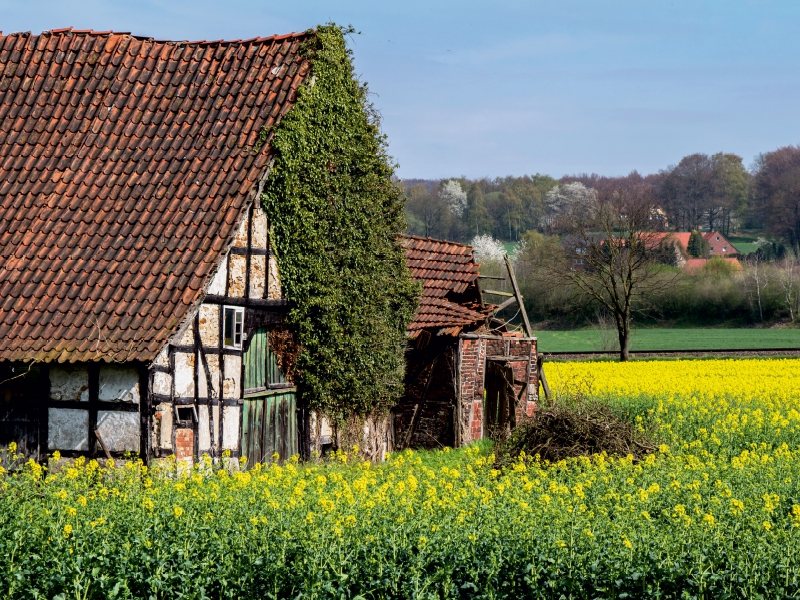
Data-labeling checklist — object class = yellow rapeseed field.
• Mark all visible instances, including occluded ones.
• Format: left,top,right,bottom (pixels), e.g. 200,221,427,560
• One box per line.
547,358,800,450
2,358,800,598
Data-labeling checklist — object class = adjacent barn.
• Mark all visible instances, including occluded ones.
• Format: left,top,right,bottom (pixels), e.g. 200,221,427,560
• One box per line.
395,236,538,449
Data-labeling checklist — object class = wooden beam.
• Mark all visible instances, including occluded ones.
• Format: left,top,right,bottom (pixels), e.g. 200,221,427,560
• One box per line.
483,289,514,297
491,296,518,315
537,353,551,400
94,429,112,459
503,254,533,338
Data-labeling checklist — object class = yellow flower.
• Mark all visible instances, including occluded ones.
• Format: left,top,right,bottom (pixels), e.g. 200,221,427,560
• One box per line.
63,524,72,537
763,521,772,531
173,505,184,517
143,498,154,511
623,537,633,550
77,495,87,507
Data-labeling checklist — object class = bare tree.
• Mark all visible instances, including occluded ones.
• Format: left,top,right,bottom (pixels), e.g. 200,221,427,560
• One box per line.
744,253,769,323
543,185,670,361
752,145,800,247
776,251,799,322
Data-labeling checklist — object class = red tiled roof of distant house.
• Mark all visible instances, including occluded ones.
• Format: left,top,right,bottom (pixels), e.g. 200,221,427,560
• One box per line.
401,235,490,333
0,28,313,363
684,257,743,272
703,231,741,257
643,232,692,250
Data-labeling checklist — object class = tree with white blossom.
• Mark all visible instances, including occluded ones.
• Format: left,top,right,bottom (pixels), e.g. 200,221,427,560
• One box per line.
439,179,468,217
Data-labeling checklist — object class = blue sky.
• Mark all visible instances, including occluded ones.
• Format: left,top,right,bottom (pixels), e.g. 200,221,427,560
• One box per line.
3,1,799,179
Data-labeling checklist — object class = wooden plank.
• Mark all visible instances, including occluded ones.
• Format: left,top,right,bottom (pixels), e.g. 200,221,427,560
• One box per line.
483,289,515,297
537,354,551,400
94,429,112,459
491,296,518,315
486,355,531,362
503,254,534,338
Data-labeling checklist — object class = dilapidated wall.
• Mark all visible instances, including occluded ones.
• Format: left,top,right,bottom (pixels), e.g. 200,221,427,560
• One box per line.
393,338,458,449
457,333,538,445
148,201,292,463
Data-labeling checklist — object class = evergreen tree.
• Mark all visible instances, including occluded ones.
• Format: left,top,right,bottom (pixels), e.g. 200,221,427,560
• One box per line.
687,230,710,258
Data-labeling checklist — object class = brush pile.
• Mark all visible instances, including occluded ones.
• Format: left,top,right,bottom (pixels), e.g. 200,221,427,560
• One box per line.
494,397,656,466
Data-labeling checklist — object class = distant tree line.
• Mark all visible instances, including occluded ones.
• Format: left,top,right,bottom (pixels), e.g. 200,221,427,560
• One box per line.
403,144,800,251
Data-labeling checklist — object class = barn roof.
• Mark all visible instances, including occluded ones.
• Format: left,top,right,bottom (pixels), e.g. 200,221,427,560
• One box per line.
0,28,313,363
402,235,489,334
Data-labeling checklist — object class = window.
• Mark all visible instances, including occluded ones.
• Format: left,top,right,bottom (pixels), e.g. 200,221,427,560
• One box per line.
224,306,244,349
723,247,727,252
175,404,198,422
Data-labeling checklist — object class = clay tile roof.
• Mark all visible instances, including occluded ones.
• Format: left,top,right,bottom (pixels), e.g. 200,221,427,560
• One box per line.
0,28,313,363
401,235,488,332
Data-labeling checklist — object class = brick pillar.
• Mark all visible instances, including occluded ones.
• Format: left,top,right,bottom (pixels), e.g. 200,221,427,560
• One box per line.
175,428,194,459
458,336,486,445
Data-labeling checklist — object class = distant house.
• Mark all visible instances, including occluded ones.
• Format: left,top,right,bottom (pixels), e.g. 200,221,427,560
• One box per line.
704,231,740,258
645,231,740,267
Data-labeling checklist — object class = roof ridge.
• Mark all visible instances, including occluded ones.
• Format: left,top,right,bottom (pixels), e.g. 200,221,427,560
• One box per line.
3,28,314,46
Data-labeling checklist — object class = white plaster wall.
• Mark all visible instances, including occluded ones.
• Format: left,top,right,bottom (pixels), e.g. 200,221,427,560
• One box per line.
49,365,89,401
233,212,250,247
252,205,268,249
49,408,89,451
197,354,219,398
153,371,171,396
96,411,140,452
222,405,240,450
212,404,221,448
228,254,246,297
207,260,228,295
153,347,170,368
198,405,211,452
267,255,281,299
173,353,195,398
155,402,173,450
223,354,241,398
178,323,194,346
198,304,219,347
249,254,266,298
98,366,140,403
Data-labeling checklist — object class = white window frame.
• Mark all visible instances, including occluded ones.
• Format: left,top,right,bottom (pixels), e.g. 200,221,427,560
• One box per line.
223,306,245,349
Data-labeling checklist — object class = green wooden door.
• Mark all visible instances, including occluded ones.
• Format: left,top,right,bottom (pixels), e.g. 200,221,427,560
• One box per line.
242,327,297,466
242,390,297,467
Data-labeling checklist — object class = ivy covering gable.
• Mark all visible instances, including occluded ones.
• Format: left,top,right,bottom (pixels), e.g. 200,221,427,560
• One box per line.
261,25,420,417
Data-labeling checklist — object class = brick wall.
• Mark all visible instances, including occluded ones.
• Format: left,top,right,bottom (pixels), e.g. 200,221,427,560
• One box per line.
458,334,537,445
175,428,194,459
395,333,538,449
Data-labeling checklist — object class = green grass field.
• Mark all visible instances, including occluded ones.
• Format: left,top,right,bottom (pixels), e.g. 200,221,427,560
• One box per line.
727,235,760,255
535,328,800,352
502,241,518,256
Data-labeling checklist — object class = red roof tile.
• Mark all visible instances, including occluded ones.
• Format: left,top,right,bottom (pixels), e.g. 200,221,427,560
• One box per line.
0,28,313,363
401,235,488,332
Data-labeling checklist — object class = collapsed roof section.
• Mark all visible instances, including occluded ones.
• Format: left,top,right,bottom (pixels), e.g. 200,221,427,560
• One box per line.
0,28,313,363
402,235,491,337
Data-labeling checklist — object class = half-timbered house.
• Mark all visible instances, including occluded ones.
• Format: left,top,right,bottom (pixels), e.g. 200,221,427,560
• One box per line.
0,28,312,462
